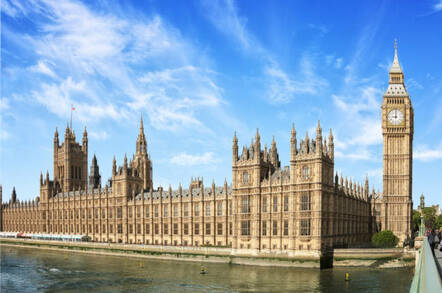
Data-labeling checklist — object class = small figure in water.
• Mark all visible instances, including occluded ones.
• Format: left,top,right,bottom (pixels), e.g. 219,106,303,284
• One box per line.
200,266,207,275
345,272,350,281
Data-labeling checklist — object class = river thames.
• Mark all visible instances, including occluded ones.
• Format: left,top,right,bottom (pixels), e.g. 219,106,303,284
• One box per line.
1,245,413,293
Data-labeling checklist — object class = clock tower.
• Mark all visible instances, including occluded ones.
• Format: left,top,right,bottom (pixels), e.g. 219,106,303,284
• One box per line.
381,41,414,244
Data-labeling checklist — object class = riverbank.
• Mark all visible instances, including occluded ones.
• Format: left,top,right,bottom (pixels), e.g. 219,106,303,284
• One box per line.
0,238,415,269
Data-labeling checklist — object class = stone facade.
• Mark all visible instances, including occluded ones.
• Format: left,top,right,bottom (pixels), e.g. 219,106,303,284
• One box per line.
0,44,413,251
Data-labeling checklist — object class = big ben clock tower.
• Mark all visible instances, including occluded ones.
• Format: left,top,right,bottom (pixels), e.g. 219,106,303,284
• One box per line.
381,41,414,244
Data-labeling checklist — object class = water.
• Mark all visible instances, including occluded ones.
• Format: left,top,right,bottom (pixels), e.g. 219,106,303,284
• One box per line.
1,245,414,293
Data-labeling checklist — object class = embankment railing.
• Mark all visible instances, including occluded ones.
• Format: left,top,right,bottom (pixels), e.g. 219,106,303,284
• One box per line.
409,237,442,293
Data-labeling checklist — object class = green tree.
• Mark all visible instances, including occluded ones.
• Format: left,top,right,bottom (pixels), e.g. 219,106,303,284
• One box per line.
436,214,442,230
412,210,421,232
371,230,399,248
422,207,436,229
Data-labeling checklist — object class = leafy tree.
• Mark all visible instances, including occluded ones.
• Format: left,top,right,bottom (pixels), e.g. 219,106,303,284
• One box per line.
371,230,399,248
422,207,436,229
436,214,442,230
412,210,421,232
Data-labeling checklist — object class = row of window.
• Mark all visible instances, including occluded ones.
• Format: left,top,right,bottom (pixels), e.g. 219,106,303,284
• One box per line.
40,220,311,236
241,194,311,213
240,219,311,236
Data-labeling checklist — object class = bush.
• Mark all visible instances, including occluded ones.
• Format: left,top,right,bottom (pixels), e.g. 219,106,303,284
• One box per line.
371,230,399,248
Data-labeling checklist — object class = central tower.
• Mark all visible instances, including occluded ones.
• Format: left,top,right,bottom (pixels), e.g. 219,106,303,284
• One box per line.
381,41,414,244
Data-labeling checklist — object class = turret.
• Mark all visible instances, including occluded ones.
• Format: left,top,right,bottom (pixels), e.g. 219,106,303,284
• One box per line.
290,123,297,159
232,131,238,165
328,129,334,159
112,156,117,175
255,129,261,162
11,187,17,203
316,120,322,154
123,154,128,173
136,115,147,155
89,154,101,189
82,126,88,150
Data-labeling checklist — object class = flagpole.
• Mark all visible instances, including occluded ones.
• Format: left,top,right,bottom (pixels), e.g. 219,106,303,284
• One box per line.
70,104,73,129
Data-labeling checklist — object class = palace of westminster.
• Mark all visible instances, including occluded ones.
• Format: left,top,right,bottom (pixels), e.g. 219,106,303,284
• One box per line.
0,44,414,252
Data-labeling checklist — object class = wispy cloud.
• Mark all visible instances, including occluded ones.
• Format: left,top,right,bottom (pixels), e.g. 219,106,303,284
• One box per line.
201,0,329,105
434,0,442,11
29,60,57,78
170,152,221,166
89,130,109,141
414,144,442,161
6,0,229,133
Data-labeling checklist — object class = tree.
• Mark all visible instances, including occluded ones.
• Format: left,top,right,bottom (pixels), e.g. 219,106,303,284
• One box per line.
412,210,421,232
372,230,399,248
436,214,442,230
422,207,436,229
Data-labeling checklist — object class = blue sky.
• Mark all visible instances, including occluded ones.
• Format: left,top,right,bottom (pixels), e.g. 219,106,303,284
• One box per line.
1,0,442,208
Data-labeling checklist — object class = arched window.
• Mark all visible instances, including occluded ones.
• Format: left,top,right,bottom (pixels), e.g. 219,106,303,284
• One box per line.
243,172,249,184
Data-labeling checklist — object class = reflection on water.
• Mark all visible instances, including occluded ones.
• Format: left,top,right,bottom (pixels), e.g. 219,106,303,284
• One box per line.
1,245,413,293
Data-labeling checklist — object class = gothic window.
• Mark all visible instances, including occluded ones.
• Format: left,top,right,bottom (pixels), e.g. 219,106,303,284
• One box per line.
229,222,233,235
102,209,106,219
173,223,178,235
302,166,310,180
110,224,113,234
173,205,178,217
184,204,189,217
95,209,99,219
217,223,223,235
145,224,150,234
145,206,150,218
273,197,278,212
272,220,278,236
109,208,113,219
217,202,223,216
184,223,189,235
284,196,289,212
154,205,159,217
262,221,267,236
117,207,122,219
117,224,122,234
229,202,233,215
241,220,250,236
163,204,168,217
164,224,168,234
154,223,159,234
241,196,250,213
205,223,211,235
205,203,211,216
243,172,249,184
263,197,267,212
284,220,289,236
300,219,311,236
103,224,106,233
194,223,200,235
194,204,200,217
136,206,141,218
301,193,311,211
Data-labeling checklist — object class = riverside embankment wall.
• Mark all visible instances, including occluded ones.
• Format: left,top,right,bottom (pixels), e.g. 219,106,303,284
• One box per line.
0,238,415,269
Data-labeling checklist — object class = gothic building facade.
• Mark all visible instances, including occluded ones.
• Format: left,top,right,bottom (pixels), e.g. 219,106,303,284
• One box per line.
0,44,413,251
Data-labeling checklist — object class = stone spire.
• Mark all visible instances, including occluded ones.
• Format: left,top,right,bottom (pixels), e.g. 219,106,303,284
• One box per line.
89,154,101,189
316,120,322,154
11,187,17,203
390,39,402,74
232,131,238,164
290,123,297,158
136,115,147,155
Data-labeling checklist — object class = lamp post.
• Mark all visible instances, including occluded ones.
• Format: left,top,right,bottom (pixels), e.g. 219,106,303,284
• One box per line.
418,214,425,237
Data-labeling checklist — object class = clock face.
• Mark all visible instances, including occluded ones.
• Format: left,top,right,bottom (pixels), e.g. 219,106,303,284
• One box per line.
387,109,404,125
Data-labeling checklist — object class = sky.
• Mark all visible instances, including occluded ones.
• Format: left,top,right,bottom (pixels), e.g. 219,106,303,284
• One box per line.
1,0,442,208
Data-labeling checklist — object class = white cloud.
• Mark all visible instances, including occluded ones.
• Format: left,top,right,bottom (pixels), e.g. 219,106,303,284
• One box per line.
89,131,109,140
0,98,10,111
435,0,442,11
414,144,442,161
30,60,57,78
265,56,328,104
335,58,343,69
170,152,221,166
9,0,229,133
1,0,28,17
201,0,251,49
202,0,328,104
